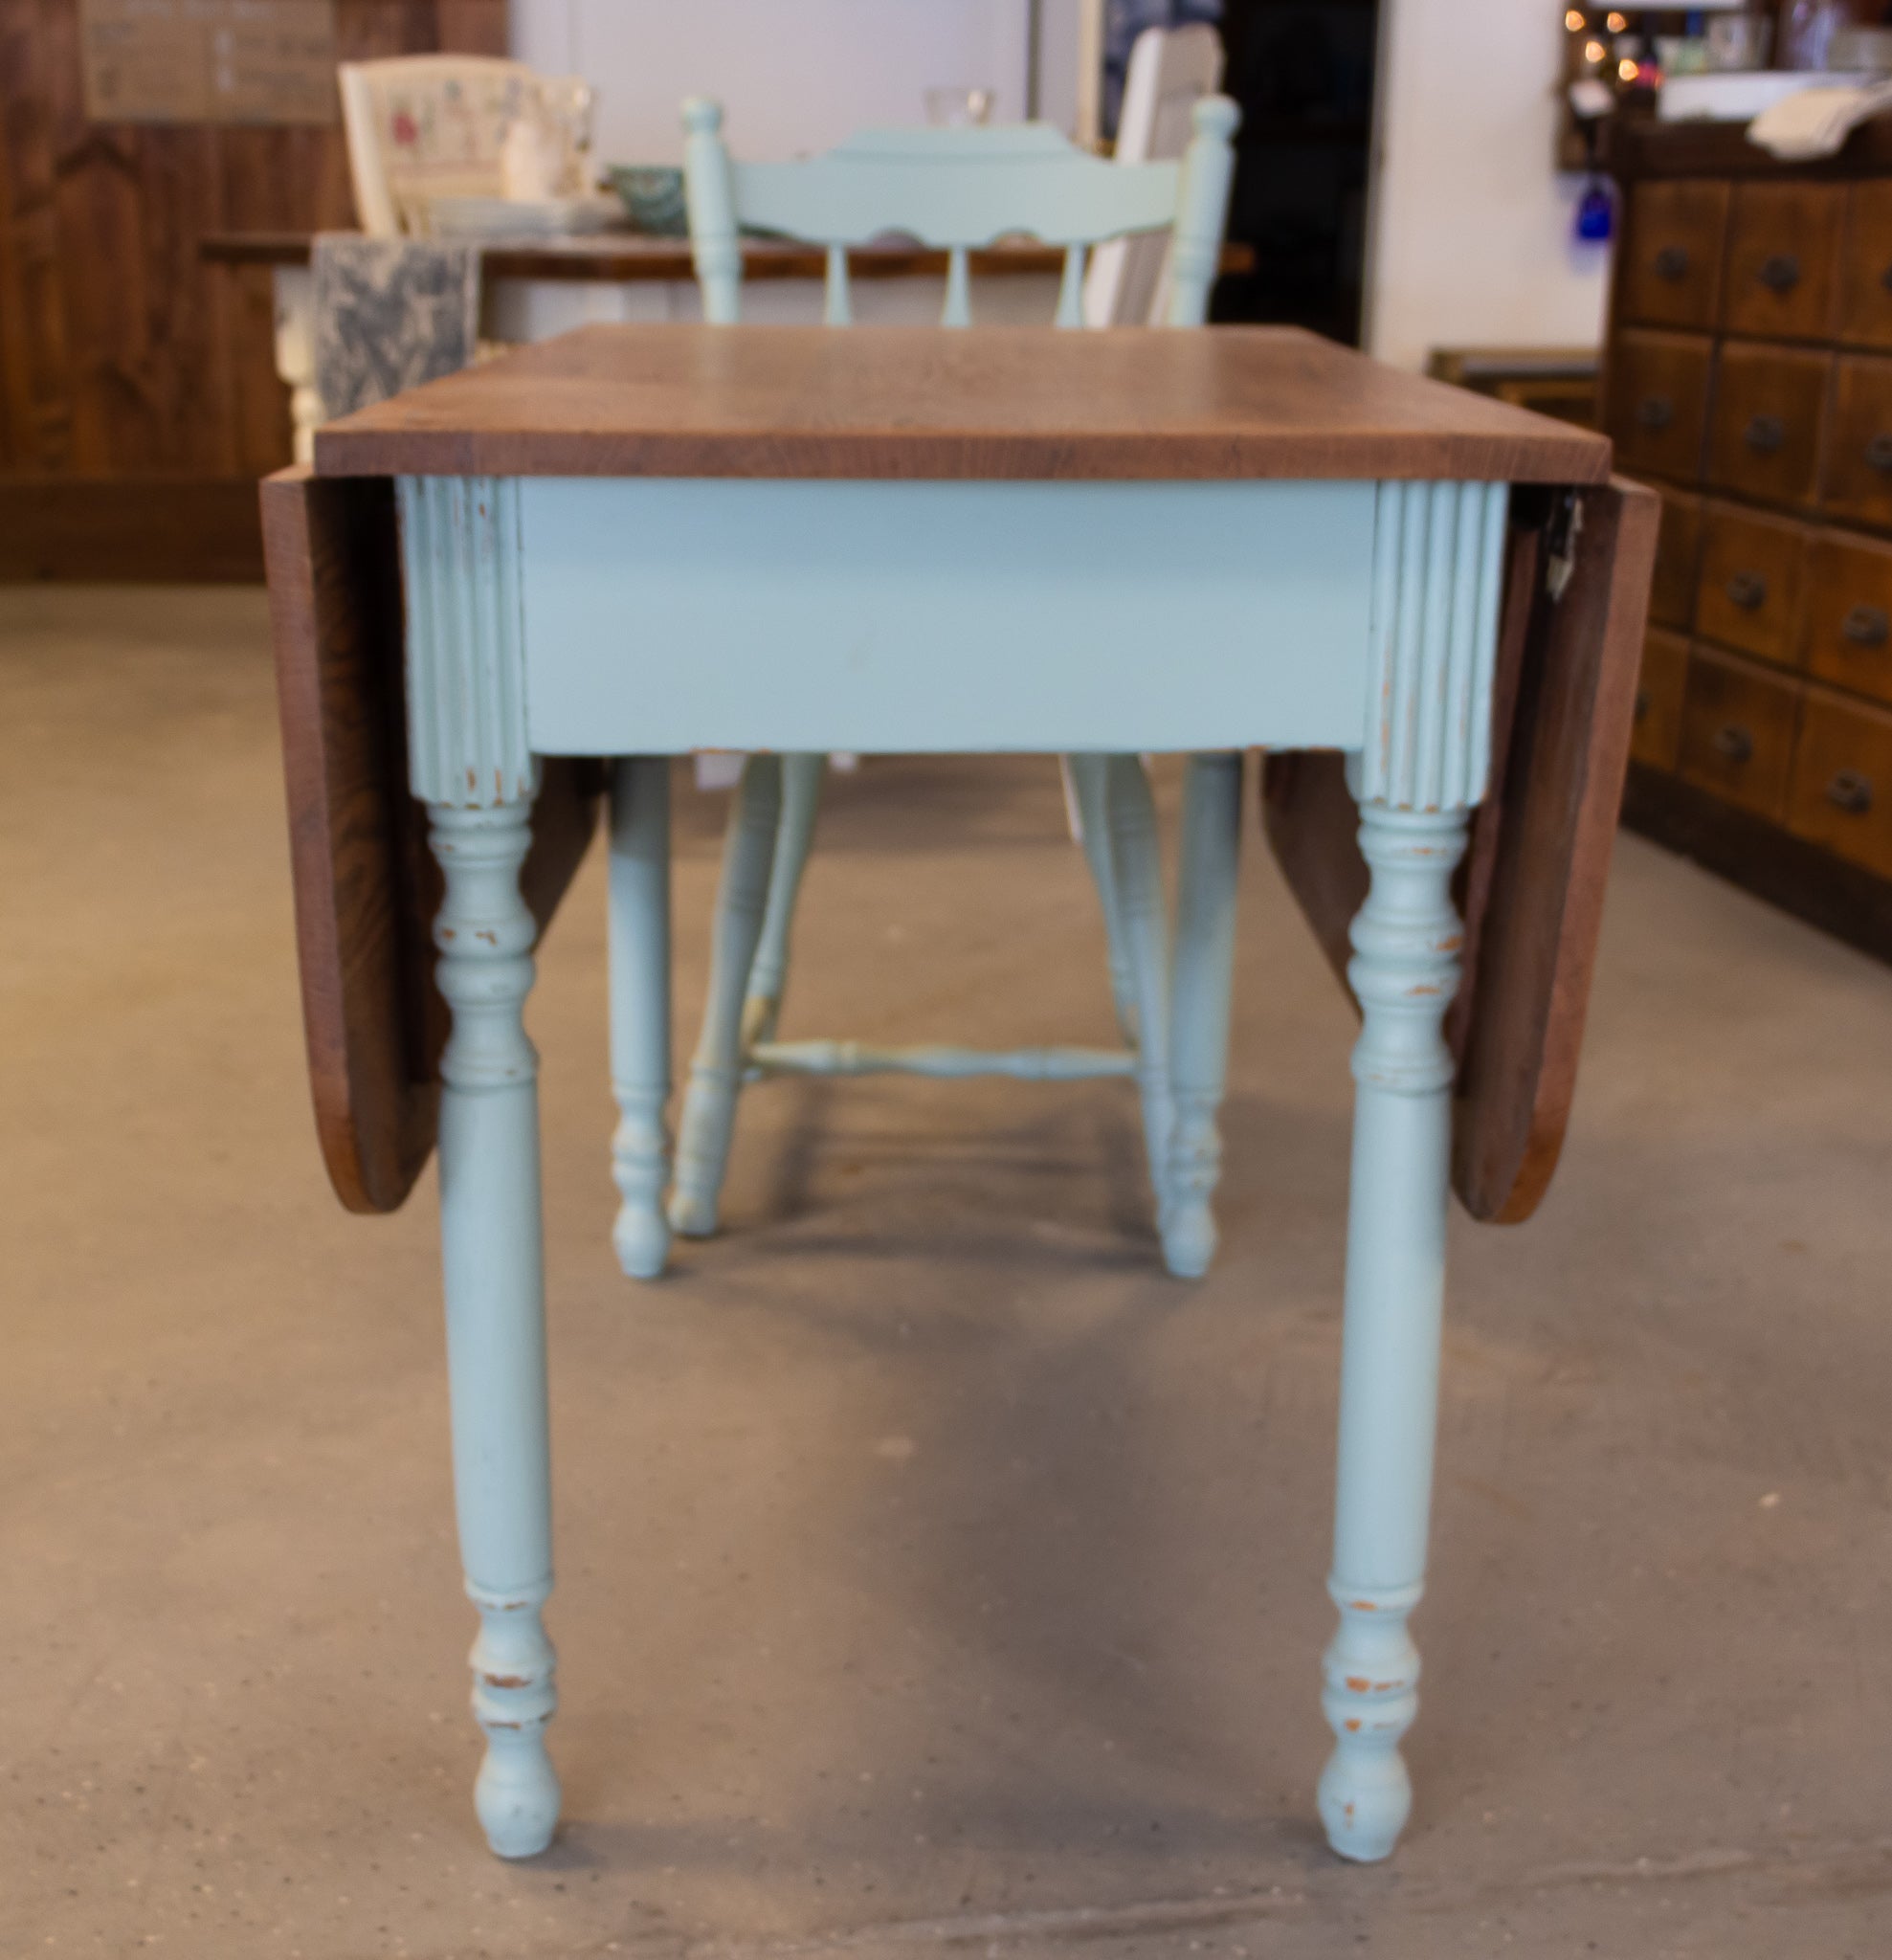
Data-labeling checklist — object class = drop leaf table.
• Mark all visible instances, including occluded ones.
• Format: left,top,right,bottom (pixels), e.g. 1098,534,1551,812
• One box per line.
262,323,1654,1865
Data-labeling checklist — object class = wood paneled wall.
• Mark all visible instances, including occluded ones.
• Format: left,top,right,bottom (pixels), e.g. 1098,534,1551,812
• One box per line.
0,0,505,576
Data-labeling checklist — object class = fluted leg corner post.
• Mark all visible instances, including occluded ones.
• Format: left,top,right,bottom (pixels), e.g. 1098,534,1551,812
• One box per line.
670,753,783,1237
1319,800,1465,1862
430,796,561,1859
608,757,674,1280
1163,751,1241,1279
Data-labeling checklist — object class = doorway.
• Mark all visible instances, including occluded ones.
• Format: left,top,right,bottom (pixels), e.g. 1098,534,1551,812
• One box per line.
1213,0,1381,344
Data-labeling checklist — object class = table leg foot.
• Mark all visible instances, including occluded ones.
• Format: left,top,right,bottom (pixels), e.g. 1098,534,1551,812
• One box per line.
469,1580,561,1859
1318,1579,1420,1860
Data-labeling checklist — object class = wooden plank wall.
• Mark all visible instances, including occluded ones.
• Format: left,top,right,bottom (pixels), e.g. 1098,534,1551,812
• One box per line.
0,0,506,578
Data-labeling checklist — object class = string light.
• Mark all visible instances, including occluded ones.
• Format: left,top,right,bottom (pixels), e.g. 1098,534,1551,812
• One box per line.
1606,10,1628,30
1585,38,1607,63
1566,8,1586,29
1619,56,1639,79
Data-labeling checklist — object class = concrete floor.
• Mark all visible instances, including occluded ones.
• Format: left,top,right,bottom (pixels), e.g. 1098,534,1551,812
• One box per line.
5,585,1892,1960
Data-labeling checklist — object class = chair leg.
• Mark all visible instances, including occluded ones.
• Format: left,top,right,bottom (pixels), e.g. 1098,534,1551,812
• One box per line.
1163,752,1241,1278
429,798,560,1860
1063,753,1138,1044
607,758,673,1280
1102,753,1174,1224
741,751,825,1048
670,753,784,1237
1318,801,1466,1862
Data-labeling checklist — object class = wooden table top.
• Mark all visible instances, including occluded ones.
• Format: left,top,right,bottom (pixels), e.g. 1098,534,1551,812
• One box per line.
201,230,1252,285
314,324,1614,483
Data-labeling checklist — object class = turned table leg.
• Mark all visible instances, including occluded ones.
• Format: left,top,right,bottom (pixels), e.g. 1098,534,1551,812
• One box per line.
430,797,561,1858
1318,800,1466,1861
1102,754,1175,1230
1063,752,1138,1044
1163,751,1241,1278
670,752,783,1236
608,757,674,1279
273,265,323,467
741,750,824,1049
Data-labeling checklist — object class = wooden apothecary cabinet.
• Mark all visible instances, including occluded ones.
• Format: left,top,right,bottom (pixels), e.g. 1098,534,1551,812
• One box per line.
1608,116,1892,957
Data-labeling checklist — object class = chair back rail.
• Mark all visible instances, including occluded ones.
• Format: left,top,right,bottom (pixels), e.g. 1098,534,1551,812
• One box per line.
681,94,1237,329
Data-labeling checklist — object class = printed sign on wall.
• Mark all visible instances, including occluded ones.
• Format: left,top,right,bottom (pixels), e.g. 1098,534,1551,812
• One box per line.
80,0,340,125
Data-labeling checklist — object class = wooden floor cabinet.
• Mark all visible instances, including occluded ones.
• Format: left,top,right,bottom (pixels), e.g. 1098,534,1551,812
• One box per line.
1608,117,1892,957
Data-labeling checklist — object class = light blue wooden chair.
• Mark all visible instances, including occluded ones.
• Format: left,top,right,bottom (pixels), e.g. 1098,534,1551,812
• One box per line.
606,94,1240,1284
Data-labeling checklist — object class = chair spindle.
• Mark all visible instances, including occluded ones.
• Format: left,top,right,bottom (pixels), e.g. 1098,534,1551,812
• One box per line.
823,244,853,326
942,246,972,328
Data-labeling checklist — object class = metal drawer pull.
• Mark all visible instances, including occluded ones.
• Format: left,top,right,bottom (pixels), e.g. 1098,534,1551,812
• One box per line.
1635,687,1651,724
1713,723,1754,765
1827,769,1874,815
1654,244,1690,281
1867,433,1892,473
1725,570,1768,611
1637,394,1675,432
1843,604,1890,648
1758,252,1801,293
1881,262,1892,294
1744,413,1785,456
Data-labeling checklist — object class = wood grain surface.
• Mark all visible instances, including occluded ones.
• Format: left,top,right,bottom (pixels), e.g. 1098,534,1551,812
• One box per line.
313,323,1615,483
0,1,502,488
1262,476,1659,1224
262,464,599,1214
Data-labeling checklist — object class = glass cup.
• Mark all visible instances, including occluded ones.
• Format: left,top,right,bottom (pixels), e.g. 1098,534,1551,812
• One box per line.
924,86,995,127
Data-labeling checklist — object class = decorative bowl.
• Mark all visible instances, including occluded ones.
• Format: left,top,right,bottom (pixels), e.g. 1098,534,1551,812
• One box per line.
607,165,687,235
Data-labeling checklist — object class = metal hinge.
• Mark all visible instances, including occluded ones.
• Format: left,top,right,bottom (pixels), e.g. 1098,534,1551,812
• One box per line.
1545,489,1583,603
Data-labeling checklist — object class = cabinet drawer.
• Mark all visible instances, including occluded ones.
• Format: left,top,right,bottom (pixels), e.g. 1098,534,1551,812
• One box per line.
1651,486,1703,629
1821,355,1892,529
1633,627,1690,772
1802,530,1892,704
1723,181,1843,341
1838,183,1892,350
1707,342,1829,507
1694,503,1805,667
1786,690,1892,880
1678,648,1801,820
1619,180,1729,330
1608,330,1711,483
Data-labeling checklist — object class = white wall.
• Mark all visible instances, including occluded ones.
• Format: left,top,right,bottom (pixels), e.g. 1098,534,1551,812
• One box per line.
1036,0,1082,134
1365,0,1609,371
512,0,1034,162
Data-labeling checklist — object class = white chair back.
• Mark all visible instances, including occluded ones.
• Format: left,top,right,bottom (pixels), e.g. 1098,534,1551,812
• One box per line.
681,94,1238,330
339,55,549,236
1084,24,1228,327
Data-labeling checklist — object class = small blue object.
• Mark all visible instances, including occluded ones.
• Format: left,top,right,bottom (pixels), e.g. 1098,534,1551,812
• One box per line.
1575,179,1614,243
